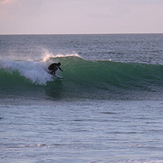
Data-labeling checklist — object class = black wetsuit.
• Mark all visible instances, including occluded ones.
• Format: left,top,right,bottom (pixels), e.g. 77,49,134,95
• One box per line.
48,63,62,75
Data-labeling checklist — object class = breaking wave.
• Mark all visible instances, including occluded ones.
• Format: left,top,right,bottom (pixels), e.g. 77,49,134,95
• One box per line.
1,54,163,100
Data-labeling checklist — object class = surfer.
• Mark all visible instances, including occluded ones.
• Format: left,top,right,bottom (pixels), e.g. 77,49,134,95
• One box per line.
48,62,63,77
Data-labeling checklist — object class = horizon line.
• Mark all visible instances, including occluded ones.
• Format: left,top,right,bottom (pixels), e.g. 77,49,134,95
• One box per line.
0,32,163,35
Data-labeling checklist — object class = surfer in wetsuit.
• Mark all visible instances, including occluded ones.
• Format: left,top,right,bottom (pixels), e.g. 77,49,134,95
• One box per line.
48,62,63,77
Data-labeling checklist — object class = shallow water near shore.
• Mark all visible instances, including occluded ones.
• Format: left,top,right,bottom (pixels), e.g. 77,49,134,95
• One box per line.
1,99,163,163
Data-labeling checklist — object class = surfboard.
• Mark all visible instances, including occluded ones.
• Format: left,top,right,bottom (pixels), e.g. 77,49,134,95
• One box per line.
48,72,64,79
55,76,64,79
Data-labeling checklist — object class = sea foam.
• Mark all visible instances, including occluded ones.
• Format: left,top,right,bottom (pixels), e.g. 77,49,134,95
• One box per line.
0,60,53,85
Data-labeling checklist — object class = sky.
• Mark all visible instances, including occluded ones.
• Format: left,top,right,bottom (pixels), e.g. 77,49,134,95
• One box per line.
0,0,163,34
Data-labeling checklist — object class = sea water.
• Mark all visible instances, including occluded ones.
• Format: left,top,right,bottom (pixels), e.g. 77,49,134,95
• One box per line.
0,34,163,163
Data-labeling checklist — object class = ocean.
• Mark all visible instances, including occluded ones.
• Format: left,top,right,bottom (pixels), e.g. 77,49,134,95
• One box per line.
0,34,163,163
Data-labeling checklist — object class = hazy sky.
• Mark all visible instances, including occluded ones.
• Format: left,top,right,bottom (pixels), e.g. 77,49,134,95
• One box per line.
0,0,163,34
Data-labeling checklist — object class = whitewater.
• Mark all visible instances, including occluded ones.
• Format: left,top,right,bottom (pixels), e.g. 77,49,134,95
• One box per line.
0,34,163,163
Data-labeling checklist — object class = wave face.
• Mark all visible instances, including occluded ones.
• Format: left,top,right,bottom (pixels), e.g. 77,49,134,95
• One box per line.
1,55,163,100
